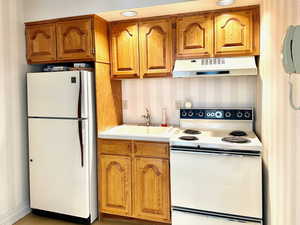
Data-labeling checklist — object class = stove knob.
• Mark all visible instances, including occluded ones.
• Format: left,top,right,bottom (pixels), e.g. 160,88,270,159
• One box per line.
245,112,251,118
188,111,194,117
237,112,243,118
182,111,187,117
215,111,222,118
198,112,204,117
225,112,231,118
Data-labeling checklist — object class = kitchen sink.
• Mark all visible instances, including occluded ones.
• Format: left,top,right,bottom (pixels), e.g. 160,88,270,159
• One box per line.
98,125,176,142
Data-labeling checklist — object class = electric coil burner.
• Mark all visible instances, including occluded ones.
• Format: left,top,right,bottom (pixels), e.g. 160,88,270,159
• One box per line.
179,136,199,141
183,129,201,135
221,136,250,144
230,130,247,136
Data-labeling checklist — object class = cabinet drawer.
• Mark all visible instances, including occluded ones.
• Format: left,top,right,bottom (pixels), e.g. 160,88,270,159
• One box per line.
98,139,132,156
134,141,169,158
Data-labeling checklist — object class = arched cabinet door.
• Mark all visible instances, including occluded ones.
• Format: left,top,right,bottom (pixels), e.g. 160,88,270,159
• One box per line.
100,154,132,216
56,19,94,60
214,9,255,56
139,19,173,78
110,22,140,78
176,14,213,58
26,24,57,63
133,157,170,223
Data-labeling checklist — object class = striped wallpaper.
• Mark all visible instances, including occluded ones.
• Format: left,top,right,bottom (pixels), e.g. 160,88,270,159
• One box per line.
0,0,30,224
122,76,257,126
259,1,300,225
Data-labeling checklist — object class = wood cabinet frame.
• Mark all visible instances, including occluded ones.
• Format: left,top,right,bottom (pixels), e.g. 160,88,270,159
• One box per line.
25,15,110,64
98,139,171,224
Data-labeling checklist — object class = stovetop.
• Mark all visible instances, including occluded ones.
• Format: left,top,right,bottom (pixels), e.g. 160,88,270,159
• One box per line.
170,128,262,151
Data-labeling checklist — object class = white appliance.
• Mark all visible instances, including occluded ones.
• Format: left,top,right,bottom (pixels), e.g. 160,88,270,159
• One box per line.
170,108,263,225
173,56,257,78
27,71,97,223
282,25,300,110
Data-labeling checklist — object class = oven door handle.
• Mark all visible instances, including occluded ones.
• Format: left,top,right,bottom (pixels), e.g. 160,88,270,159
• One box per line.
171,148,260,157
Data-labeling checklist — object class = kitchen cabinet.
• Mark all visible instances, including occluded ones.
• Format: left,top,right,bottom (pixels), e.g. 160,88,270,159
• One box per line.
133,157,170,222
25,15,110,64
110,22,139,79
98,139,171,223
99,154,132,216
56,19,93,60
139,19,173,77
214,9,259,56
25,23,57,63
176,14,213,58
110,19,172,79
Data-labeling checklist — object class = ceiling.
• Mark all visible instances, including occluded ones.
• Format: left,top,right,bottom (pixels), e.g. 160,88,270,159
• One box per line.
98,0,261,21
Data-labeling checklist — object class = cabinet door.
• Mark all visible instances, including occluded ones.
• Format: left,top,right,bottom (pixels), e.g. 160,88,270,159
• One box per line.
176,14,213,58
56,19,94,60
111,22,139,78
133,157,170,223
139,19,173,78
214,10,254,56
99,155,132,216
26,24,56,63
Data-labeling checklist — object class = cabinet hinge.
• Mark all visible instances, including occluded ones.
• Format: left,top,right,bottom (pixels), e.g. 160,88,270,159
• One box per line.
91,48,95,55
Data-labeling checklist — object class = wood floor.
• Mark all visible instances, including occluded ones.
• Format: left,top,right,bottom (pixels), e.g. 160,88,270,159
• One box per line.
15,214,151,225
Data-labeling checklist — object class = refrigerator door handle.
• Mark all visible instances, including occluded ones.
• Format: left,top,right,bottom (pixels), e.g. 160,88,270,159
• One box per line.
78,119,84,167
77,73,82,118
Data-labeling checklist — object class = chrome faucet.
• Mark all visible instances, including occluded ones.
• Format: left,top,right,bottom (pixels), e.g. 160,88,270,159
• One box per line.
142,108,151,126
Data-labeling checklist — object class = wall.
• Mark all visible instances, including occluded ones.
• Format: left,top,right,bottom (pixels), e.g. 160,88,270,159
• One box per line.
122,76,257,125
259,0,300,225
0,0,30,225
23,0,187,22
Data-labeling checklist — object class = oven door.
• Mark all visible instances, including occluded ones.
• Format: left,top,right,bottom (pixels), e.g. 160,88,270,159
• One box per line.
170,147,262,219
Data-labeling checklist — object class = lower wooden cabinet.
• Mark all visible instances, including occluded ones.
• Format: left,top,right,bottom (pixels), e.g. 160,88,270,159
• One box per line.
98,139,171,223
133,157,170,223
99,154,132,216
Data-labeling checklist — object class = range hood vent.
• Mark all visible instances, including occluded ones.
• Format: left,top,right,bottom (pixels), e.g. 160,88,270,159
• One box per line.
173,56,257,78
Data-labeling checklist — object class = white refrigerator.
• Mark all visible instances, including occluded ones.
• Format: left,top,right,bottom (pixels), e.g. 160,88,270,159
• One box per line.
27,71,97,223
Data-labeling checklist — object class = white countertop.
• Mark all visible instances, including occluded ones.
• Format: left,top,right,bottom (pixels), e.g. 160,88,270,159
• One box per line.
98,125,178,142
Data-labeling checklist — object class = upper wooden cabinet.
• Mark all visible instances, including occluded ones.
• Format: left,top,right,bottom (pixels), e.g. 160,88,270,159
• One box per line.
214,9,259,56
25,15,110,64
25,24,57,63
139,19,173,78
176,14,213,58
110,19,173,79
110,22,139,79
56,19,93,60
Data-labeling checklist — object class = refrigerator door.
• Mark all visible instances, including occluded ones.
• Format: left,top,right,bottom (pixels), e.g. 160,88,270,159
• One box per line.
28,118,90,218
172,210,262,225
171,149,262,219
27,71,88,118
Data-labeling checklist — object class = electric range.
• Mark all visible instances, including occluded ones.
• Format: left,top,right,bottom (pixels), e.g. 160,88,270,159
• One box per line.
170,108,262,152
170,108,263,225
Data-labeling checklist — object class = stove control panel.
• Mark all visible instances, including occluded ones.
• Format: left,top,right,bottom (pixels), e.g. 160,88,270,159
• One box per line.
180,109,253,120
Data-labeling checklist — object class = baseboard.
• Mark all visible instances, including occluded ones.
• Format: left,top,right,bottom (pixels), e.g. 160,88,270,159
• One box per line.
0,205,31,225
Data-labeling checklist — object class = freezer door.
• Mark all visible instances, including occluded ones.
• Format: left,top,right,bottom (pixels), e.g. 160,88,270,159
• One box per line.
27,71,89,118
171,149,262,219
28,118,90,218
172,210,262,225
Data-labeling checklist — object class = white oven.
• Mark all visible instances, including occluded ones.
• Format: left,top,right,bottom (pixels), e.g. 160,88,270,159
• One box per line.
170,146,262,224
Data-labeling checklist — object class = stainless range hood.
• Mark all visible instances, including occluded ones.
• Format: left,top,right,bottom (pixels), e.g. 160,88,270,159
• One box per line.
173,56,257,78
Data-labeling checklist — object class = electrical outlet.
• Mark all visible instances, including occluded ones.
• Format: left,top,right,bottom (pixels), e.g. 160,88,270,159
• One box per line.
123,100,128,110
175,100,182,109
